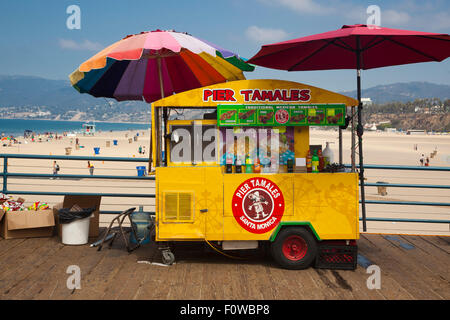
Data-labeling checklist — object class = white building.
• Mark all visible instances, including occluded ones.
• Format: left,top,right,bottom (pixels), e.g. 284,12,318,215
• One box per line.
361,98,372,106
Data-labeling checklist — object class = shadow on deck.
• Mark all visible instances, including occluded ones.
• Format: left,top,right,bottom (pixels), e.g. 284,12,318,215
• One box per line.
0,232,448,300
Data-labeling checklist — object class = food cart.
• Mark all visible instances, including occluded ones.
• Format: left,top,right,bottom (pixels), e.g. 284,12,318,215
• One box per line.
151,79,360,269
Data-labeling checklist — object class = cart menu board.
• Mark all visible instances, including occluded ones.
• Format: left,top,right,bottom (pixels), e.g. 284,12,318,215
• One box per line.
217,104,346,127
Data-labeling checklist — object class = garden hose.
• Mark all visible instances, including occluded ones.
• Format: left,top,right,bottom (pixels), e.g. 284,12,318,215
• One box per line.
204,239,247,260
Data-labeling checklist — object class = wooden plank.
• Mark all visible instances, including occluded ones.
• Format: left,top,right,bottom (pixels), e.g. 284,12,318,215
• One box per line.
399,235,449,277
362,234,443,300
0,237,62,297
69,244,130,300
420,235,450,255
15,243,87,299
358,234,415,300
0,239,27,257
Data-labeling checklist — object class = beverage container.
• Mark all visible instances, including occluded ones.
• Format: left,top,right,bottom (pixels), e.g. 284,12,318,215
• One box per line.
318,149,324,172
306,149,312,173
287,158,294,173
323,142,334,166
312,150,319,173
235,159,242,173
254,156,261,173
245,155,253,173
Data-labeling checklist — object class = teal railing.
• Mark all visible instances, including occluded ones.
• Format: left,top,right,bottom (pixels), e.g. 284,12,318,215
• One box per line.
1,154,449,227
1,153,155,215
346,164,450,225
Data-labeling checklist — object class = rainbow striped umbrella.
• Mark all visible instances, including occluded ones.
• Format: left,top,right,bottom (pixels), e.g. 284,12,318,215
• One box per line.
69,30,254,102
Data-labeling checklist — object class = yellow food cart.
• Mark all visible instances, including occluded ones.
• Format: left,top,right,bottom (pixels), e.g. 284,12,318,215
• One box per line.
151,79,359,269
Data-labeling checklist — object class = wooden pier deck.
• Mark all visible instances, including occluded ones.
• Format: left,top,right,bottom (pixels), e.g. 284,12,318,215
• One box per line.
0,232,448,300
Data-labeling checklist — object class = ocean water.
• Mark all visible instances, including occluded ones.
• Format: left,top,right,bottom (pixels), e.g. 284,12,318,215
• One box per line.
0,119,150,137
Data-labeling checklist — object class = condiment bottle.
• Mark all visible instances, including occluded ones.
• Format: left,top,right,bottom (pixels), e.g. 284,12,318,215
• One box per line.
306,149,312,173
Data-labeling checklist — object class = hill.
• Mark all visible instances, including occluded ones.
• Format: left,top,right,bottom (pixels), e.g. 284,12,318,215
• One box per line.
339,81,450,104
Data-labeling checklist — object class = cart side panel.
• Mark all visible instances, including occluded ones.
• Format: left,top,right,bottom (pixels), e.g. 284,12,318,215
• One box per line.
156,166,224,241
223,174,294,241
291,173,359,240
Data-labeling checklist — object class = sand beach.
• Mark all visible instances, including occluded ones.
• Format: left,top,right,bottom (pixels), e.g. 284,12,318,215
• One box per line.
1,127,449,236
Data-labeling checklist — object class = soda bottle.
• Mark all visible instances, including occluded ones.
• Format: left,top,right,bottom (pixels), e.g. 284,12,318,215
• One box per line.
318,149,324,172
306,150,312,173
254,156,261,173
312,150,319,173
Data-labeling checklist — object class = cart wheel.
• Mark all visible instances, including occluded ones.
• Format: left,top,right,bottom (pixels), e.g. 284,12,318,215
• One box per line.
270,227,317,270
161,250,175,265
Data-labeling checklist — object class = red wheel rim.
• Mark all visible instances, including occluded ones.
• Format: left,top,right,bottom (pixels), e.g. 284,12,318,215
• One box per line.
282,235,308,261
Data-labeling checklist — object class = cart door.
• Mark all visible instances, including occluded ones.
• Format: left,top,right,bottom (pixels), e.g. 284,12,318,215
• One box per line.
157,167,207,240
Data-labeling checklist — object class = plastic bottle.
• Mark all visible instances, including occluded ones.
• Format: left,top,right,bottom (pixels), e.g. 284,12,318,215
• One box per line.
235,158,242,173
318,149,324,172
306,150,312,173
245,154,253,173
312,150,319,173
254,155,261,173
323,142,334,166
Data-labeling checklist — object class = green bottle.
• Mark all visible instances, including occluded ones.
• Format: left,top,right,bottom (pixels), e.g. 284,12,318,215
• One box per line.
312,150,319,173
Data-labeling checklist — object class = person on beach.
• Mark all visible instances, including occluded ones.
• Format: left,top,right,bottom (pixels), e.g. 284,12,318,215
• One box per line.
419,154,425,166
425,156,430,166
88,161,94,175
138,146,142,154
52,161,60,179
142,146,146,155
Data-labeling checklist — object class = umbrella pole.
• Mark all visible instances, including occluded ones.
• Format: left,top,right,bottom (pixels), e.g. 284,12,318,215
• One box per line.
157,57,168,167
356,36,367,232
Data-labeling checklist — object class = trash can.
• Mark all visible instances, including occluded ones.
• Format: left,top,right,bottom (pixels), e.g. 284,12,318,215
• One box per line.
94,147,100,155
376,181,388,196
113,140,118,146
136,166,147,177
58,207,96,245
129,210,151,245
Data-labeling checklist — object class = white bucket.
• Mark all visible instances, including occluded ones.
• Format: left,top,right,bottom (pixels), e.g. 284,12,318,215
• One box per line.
62,216,91,245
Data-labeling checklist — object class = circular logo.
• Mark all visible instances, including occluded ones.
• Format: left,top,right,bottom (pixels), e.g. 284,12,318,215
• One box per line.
232,177,285,234
275,109,289,124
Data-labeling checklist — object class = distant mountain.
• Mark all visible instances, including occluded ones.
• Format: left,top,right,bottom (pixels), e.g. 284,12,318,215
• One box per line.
1,75,449,121
0,74,147,108
339,81,450,104
0,75,149,122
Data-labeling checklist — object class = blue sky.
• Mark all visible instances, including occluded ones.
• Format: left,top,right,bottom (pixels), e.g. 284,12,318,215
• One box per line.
0,0,449,92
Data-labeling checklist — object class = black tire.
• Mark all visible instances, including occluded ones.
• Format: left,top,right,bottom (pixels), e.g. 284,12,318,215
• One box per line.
270,227,317,270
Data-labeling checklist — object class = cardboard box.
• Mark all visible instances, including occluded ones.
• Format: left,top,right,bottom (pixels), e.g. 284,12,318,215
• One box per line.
53,195,101,239
0,209,55,239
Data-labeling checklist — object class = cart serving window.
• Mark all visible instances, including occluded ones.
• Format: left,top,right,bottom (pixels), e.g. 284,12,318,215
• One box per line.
151,79,360,269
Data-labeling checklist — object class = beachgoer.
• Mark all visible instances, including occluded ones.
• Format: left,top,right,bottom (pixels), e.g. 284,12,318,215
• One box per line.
142,146,146,155
138,146,142,154
88,161,94,175
420,154,425,166
76,138,79,146
52,161,60,179
425,157,430,166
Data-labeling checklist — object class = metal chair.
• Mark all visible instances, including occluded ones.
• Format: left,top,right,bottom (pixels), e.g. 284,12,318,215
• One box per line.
95,207,142,253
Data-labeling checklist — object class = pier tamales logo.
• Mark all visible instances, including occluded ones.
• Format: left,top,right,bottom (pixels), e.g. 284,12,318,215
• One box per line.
232,177,284,234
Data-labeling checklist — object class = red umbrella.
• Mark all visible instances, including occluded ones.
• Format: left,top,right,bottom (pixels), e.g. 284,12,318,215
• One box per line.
248,24,450,231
